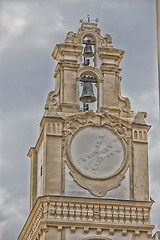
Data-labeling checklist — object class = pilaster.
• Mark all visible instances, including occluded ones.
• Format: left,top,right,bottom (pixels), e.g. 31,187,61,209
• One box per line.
131,122,150,201
56,60,80,113
41,116,64,195
28,148,37,210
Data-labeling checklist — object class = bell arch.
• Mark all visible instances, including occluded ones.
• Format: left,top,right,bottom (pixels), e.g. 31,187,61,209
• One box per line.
77,66,103,112
77,66,103,81
81,32,98,67
81,32,97,42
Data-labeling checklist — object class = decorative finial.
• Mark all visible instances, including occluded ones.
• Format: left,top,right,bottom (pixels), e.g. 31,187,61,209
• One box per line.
95,18,99,23
79,15,99,24
87,14,90,23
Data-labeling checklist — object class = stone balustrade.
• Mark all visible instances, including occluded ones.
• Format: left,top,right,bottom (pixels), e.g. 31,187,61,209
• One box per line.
47,196,150,225
18,196,154,240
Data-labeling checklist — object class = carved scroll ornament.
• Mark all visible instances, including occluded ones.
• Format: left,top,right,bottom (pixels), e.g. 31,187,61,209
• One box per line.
63,112,131,197
45,78,60,111
134,111,147,124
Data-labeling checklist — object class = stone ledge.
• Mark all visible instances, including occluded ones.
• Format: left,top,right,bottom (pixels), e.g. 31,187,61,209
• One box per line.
18,196,154,240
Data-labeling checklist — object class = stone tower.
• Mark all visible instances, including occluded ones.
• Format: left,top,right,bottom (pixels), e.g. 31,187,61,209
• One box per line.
18,21,155,240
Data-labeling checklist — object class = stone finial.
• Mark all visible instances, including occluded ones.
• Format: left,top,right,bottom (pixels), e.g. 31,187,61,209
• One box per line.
134,111,147,124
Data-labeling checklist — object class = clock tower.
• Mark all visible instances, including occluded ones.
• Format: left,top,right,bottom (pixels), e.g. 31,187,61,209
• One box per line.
18,20,156,240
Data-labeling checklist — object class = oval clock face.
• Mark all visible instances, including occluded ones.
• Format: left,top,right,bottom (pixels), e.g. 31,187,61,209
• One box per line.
70,127,124,178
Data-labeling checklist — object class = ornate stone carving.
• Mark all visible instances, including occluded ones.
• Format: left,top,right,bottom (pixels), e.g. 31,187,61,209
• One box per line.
26,205,44,240
44,78,60,111
104,34,112,44
63,112,131,144
122,97,131,113
119,93,131,114
18,196,153,239
63,112,131,196
65,25,113,49
47,196,150,225
134,111,147,124
100,34,113,47
65,31,79,44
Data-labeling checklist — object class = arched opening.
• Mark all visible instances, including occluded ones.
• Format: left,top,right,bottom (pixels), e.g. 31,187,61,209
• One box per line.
139,131,142,140
82,33,97,68
79,70,98,112
134,130,138,139
77,67,103,113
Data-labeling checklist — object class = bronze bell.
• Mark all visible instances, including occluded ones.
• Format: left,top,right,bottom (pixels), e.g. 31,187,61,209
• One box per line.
83,40,94,58
79,81,96,103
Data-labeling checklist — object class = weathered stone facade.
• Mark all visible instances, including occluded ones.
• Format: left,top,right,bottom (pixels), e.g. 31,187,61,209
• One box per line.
18,21,157,240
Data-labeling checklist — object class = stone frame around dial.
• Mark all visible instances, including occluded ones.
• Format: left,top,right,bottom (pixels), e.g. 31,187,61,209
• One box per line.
63,113,130,197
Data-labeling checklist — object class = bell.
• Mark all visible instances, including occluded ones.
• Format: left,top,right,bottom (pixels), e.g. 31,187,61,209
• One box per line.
83,40,94,58
79,82,96,103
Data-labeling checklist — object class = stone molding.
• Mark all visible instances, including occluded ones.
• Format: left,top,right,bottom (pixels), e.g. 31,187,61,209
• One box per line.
64,22,113,49
132,128,148,143
76,66,103,82
133,111,147,124
63,112,131,196
52,22,122,64
18,196,154,240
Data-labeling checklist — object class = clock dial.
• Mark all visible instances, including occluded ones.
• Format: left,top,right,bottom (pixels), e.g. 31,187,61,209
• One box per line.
70,127,124,178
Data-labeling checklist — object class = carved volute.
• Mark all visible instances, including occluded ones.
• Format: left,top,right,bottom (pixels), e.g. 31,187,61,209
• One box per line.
44,21,132,118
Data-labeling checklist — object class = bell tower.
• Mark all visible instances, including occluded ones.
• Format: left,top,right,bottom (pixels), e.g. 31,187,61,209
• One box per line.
18,19,155,240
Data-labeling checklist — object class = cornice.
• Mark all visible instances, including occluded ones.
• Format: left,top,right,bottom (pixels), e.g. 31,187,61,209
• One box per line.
18,195,154,240
52,43,83,60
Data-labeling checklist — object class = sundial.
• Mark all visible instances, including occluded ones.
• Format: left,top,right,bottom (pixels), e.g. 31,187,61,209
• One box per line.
70,127,124,178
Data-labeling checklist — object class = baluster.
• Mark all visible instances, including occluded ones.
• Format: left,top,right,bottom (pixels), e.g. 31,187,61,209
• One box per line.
56,202,62,219
143,207,149,224
125,207,131,223
63,203,69,220
106,206,113,223
119,206,125,223
100,205,106,222
137,207,143,224
69,203,75,220
112,206,118,223
75,204,81,220
82,204,87,221
49,203,56,217
131,207,137,224
94,205,100,222
88,204,93,221
43,202,48,219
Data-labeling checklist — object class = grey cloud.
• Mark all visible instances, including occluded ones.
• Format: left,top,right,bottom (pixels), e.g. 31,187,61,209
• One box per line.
0,0,159,239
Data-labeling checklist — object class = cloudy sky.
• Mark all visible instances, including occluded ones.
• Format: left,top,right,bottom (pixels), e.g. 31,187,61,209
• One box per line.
0,0,159,239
